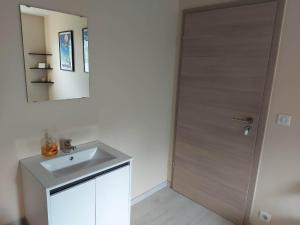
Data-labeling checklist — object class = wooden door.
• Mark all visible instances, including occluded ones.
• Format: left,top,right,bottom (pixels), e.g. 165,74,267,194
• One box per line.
172,1,284,224
96,165,131,225
50,180,95,225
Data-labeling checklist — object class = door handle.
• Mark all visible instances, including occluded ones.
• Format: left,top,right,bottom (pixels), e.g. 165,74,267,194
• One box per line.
244,125,251,136
232,117,254,136
232,117,254,125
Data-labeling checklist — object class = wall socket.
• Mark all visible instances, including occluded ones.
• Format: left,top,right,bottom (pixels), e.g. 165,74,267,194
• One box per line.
259,210,272,223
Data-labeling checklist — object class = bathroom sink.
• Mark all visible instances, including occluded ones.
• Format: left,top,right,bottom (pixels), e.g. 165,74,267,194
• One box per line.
20,140,131,188
40,147,115,177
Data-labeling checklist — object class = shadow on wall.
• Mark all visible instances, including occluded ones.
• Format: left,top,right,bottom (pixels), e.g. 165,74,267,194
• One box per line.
15,165,25,225
4,218,28,225
15,125,99,159
271,218,300,225
282,181,300,194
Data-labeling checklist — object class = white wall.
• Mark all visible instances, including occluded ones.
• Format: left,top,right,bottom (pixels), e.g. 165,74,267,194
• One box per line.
0,0,178,224
91,0,178,202
251,1,300,224
21,13,49,102
45,12,89,100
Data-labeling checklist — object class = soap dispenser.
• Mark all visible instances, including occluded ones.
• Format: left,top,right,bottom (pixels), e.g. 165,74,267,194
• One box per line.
41,130,58,157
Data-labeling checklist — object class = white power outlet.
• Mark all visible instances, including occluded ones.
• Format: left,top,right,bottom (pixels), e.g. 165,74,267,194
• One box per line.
259,210,272,223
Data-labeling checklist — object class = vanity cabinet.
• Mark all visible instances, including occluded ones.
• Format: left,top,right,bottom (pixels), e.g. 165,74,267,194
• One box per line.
50,180,95,225
96,165,130,225
21,163,131,225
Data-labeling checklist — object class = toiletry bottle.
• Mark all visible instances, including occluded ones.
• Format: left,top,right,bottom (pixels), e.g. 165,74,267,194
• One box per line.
41,130,58,157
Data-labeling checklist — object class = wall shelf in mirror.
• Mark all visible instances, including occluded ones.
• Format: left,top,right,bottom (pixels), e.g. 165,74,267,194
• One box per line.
30,67,53,70
31,81,54,84
28,53,52,56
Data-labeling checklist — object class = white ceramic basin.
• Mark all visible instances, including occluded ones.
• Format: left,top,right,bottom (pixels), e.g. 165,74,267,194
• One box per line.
40,147,115,177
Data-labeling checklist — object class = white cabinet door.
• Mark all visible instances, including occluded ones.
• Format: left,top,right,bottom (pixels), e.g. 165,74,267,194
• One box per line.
96,165,130,225
50,180,95,225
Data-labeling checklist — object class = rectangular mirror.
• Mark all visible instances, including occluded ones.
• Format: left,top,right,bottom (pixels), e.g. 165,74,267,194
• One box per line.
20,5,90,102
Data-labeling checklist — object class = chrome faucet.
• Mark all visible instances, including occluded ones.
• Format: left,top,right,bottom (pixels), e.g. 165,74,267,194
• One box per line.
60,139,76,154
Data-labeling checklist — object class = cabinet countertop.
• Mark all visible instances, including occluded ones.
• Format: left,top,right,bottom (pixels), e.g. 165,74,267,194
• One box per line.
20,140,132,190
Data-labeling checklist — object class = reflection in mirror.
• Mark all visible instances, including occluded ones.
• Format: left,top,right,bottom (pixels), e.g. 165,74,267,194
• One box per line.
20,5,90,102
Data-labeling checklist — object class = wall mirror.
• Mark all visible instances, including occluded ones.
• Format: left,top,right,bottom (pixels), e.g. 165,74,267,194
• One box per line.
19,5,90,102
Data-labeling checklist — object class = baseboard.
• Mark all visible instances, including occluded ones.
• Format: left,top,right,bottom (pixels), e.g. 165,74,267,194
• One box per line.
4,218,28,225
131,181,170,206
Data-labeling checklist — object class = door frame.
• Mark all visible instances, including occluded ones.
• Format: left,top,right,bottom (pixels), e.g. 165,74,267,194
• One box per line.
171,1,286,224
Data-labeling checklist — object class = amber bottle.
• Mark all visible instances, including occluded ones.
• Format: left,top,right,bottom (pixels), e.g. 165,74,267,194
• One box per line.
41,130,58,157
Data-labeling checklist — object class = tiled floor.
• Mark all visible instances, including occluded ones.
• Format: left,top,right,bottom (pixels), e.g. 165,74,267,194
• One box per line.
131,187,235,225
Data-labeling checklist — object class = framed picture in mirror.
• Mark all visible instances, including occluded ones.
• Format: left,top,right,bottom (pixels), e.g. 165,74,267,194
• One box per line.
59,30,74,72
82,28,89,73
